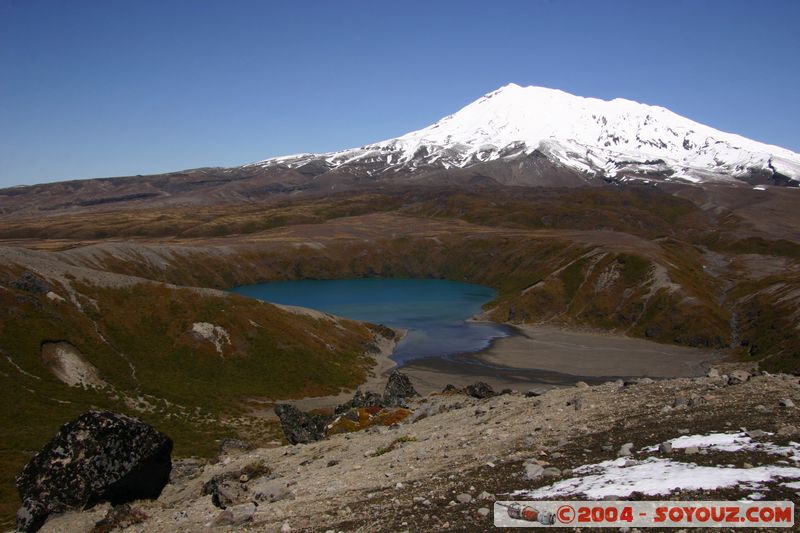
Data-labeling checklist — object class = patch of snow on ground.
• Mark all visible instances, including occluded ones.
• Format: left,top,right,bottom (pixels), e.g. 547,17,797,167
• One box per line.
642,432,750,452
514,434,800,499
642,432,800,461
514,457,800,499
46,291,66,302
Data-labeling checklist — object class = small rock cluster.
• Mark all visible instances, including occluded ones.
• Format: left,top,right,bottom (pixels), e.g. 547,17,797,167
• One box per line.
275,371,419,444
201,460,294,527
273,404,330,445
442,381,512,399
9,270,52,295
464,382,497,399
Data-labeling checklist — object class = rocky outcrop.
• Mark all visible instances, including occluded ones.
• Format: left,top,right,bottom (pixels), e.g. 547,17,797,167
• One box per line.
189,322,231,356
383,371,418,407
728,369,751,385
250,477,294,504
201,459,273,509
15,411,172,533
9,271,51,294
202,475,248,509
336,371,418,414
91,504,148,533
211,502,256,527
335,389,384,414
277,373,418,443
274,404,329,445
217,438,250,457
310,377,502,438
465,381,497,399
200,463,293,528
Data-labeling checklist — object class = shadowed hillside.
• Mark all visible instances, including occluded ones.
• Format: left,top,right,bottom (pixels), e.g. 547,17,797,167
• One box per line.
0,263,384,526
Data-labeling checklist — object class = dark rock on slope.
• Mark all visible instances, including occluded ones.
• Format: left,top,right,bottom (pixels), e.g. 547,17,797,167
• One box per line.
383,371,418,406
338,390,384,413
202,474,248,509
274,404,329,445
335,371,418,414
465,381,497,399
9,271,51,295
15,411,172,533
277,372,418,444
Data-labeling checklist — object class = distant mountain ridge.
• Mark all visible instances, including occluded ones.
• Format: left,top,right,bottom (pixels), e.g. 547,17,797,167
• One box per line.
248,83,800,186
2,84,799,216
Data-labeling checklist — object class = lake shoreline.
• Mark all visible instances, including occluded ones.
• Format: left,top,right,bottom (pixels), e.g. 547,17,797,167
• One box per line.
233,278,504,365
400,322,726,395
237,279,725,406
263,319,726,408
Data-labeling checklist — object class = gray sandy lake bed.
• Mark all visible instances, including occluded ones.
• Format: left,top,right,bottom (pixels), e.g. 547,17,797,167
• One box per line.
402,324,724,395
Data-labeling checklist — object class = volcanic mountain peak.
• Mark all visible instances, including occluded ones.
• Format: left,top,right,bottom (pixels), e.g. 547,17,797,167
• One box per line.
249,84,800,185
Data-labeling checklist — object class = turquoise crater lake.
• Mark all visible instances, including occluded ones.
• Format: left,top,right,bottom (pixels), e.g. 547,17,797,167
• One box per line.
230,278,509,364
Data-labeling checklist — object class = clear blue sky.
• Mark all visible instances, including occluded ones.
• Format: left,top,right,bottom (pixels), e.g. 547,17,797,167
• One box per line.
1,0,798,187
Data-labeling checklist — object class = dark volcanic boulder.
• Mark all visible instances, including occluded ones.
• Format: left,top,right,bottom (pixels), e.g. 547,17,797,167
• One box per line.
15,410,172,533
274,404,329,444
334,389,384,414
465,381,497,399
382,371,418,406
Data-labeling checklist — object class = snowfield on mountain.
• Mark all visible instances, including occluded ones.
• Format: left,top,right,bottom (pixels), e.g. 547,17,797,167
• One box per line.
249,83,800,185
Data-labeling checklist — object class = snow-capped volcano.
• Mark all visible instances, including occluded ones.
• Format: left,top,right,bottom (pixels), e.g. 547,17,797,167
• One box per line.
248,83,800,186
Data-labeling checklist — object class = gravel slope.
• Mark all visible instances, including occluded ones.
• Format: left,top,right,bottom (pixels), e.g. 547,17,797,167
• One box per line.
36,368,800,533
